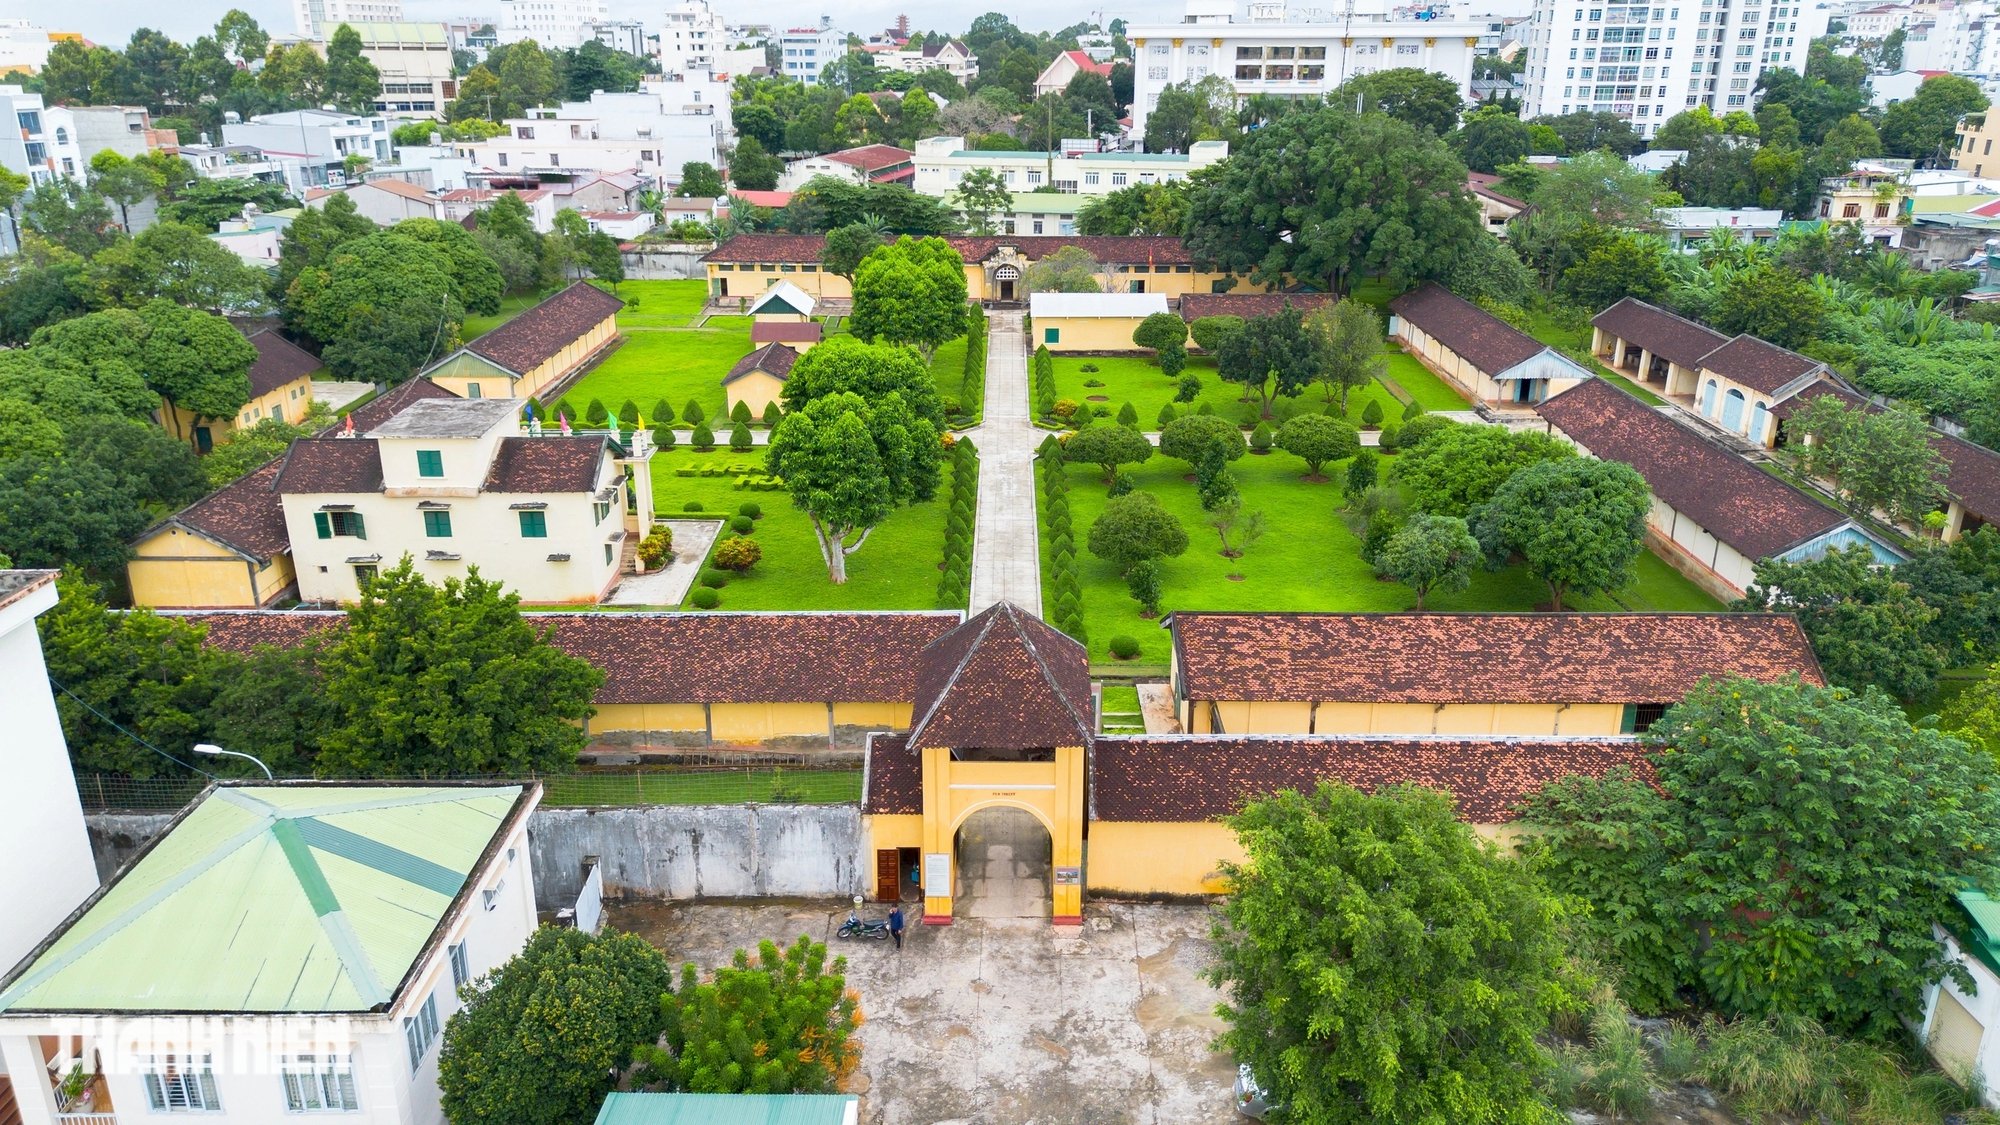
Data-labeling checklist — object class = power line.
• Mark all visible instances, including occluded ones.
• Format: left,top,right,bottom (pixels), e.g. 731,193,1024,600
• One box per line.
48,678,219,780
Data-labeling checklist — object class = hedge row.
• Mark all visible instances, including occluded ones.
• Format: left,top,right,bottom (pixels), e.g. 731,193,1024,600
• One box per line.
1032,344,1057,421
936,438,980,608
957,306,987,421
1037,439,1086,645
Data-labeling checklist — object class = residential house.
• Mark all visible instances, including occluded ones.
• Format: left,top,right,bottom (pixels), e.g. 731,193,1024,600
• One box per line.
877,39,977,82
66,104,177,163
458,80,733,184
209,205,299,266
0,781,539,1125
584,209,657,239
779,20,848,85
182,609,961,748
655,196,719,226
276,396,647,605
127,380,459,609
590,20,649,57
1816,161,1910,246
1467,170,1528,237
1655,206,1786,252
723,342,799,417
421,281,623,401
306,177,441,225
548,169,644,212
180,142,288,186
911,136,1228,198
778,143,915,190
702,233,1266,303
1166,611,1824,737
0,571,97,990
157,328,321,454
1029,291,1169,351
0,86,79,184
1534,377,1904,598
0,20,71,76
1032,49,1111,96
1955,109,2000,177
1918,889,2000,1108
596,1093,860,1124
1387,283,1592,406
438,186,557,232
221,109,394,195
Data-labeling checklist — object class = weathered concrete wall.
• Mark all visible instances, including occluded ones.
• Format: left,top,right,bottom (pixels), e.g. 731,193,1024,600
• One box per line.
85,803,863,911
86,813,176,882
620,245,711,280
527,804,862,907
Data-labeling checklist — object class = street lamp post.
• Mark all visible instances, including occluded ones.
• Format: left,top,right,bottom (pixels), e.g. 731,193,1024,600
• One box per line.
192,743,275,780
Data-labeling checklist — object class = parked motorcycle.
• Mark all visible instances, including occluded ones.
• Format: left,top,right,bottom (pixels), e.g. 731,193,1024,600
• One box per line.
837,895,891,940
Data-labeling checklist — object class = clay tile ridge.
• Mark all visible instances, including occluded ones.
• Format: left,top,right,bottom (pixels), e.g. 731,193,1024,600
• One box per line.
905,602,1093,752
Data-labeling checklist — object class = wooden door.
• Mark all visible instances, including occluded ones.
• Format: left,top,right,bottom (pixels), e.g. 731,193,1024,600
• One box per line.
875,849,900,902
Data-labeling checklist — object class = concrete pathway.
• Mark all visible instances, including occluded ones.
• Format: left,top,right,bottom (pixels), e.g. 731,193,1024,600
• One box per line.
967,311,1042,615
605,518,720,606
1136,683,1184,735
955,807,1053,921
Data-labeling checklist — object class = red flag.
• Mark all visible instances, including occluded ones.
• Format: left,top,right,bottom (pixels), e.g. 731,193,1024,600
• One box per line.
559,412,572,436
343,413,354,436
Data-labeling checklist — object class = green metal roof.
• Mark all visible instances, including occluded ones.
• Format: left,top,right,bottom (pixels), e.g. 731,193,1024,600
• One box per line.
1956,888,2000,977
594,1093,858,1125
0,784,525,1014
424,349,517,380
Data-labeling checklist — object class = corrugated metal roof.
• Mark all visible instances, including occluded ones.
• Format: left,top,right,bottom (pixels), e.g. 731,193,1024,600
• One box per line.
0,784,524,1014
593,1093,859,1125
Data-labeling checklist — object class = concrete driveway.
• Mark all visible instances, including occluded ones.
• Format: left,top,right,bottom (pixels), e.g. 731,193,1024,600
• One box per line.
607,899,1240,1125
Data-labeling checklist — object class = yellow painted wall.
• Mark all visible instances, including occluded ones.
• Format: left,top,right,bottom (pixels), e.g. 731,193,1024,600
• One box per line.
589,702,708,734
919,744,1087,921
1191,698,1629,736
159,376,314,449
864,814,924,897
834,701,912,728
711,265,849,302
1034,316,1147,352
126,526,295,609
429,316,616,402
711,701,827,742
1088,818,1521,895
710,261,1269,304
725,370,786,416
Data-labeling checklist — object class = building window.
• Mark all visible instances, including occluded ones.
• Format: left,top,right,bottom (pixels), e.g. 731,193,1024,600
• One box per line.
519,510,548,537
604,542,615,565
404,995,441,1070
1044,327,1060,343
1621,702,1670,732
594,499,612,524
423,510,453,537
466,382,482,398
354,564,378,587
282,1054,360,1112
314,511,367,539
450,940,471,987
144,1054,221,1112
417,450,444,477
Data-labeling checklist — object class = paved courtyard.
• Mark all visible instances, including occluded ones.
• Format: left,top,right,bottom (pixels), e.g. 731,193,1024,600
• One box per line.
606,897,1240,1124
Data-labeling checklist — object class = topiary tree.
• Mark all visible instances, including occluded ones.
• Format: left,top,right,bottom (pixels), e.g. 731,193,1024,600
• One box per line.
692,423,715,451
1159,340,1188,377
618,400,640,427
439,927,671,1125
1064,424,1155,484
1159,413,1248,469
1108,634,1142,659
683,399,706,426
1402,398,1424,421
653,398,674,425
730,422,754,451
1278,414,1362,479
1133,310,1189,360
1156,403,1178,428
711,535,762,572
1088,491,1189,573
1174,372,1201,403
1345,447,1378,499
585,398,609,426
689,586,721,608
1195,445,1239,511
1189,314,1244,353
1360,397,1385,429
762,400,782,427
652,422,676,449
1249,421,1274,453
1116,401,1140,428
1126,558,1163,617
524,396,544,421
635,935,861,1094
731,399,754,426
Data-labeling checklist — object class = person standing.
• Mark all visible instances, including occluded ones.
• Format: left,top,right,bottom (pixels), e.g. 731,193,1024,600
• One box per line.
888,903,905,950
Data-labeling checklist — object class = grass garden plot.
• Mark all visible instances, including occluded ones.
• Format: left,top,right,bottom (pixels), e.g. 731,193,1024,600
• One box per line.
613,279,709,327
1041,451,1720,666
1048,352,1454,433
647,448,956,611
558,327,759,428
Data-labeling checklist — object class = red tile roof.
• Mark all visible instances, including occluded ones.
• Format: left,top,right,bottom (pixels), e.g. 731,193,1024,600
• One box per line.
273,438,383,494
862,731,922,814
1060,49,1112,76
1389,283,1549,375
1466,171,1528,211
484,436,611,493
1178,292,1332,322
906,602,1093,751
172,610,964,704
730,190,793,209
362,178,436,203
467,282,623,376
149,460,291,563
820,144,913,171
242,329,322,398
724,342,799,384
1170,611,1823,704
1534,378,1858,559
1773,379,2000,525
1697,334,1824,395
1090,736,1651,823
1590,297,1729,369
750,321,824,347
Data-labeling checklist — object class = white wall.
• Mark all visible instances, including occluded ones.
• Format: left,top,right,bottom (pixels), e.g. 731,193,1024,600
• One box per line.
0,575,98,980
1920,928,2000,1108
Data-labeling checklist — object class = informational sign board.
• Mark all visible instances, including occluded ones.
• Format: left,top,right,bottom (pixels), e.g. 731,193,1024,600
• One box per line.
923,852,951,897
1054,866,1081,886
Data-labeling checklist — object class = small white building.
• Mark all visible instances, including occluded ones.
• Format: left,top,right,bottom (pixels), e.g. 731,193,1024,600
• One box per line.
1654,206,1786,252
498,0,609,48
210,206,300,266
876,39,978,82
438,186,558,231
911,135,1228,198
222,109,394,194
277,397,647,605
0,781,540,1125
779,143,915,190
0,86,80,185
1919,889,2000,1107
780,19,848,85
460,78,732,183
1033,49,1111,97
307,178,442,225
583,208,658,238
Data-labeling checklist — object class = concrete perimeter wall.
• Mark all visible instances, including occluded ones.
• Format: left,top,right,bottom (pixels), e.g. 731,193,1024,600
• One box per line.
620,245,712,279
86,803,863,911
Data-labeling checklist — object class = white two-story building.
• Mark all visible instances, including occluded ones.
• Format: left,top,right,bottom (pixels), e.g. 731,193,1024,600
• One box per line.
276,397,646,605
459,78,732,182
911,135,1230,197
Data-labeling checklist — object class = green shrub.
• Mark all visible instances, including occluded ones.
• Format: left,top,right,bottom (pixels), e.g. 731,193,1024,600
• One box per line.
1156,403,1177,427
1159,340,1188,377
692,424,715,451
1378,421,1401,449
1117,402,1139,427
730,400,753,425
1080,362,1099,373
689,586,721,608
738,502,762,519
1360,398,1385,428
1345,448,1379,498
618,400,640,427
652,423,676,449
585,398,609,426
682,399,706,425
524,396,544,421
1083,378,1105,388
1107,471,1134,497
557,398,579,424
1396,414,1453,451
1402,398,1424,421
652,398,674,425
698,567,729,588
761,401,782,427
1572,1003,1656,1120
1195,400,1216,416
729,423,753,451
635,525,673,567
1108,635,1140,659
729,515,754,533
1250,421,1274,452
684,500,704,512
711,535,761,572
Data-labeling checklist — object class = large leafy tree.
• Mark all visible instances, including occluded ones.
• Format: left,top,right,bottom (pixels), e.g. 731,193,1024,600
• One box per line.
1158,412,1248,469
1275,413,1360,478
391,218,506,316
1074,180,1190,236
1452,105,1530,173
1186,107,1486,294
1063,423,1154,484
1389,422,1572,516
86,150,164,233
1472,455,1651,607
849,235,967,362
88,221,271,311
1376,512,1480,609
1334,67,1464,135
765,391,940,584
1558,232,1670,311
1302,299,1385,410
1735,546,1944,700
1213,782,1572,1124
778,335,943,426
285,231,466,381
1021,245,1103,293
820,222,881,282
727,136,784,192
323,23,382,113
1519,677,2000,1036
155,177,297,232
137,299,258,444
312,560,604,776
1785,396,1947,526
1215,307,1315,417
24,308,166,421
1087,490,1190,573
955,167,1012,235
439,927,671,1125
22,180,120,257
638,936,861,1094
1145,74,1236,153
277,190,375,297
1527,109,1643,155
1880,73,1989,160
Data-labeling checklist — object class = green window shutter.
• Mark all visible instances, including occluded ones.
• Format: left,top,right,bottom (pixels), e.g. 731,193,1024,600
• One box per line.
352,512,366,540
1044,327,1060,344
425,511,452,537
519,511,547,538
417,450,443,478
1619,704,1637,734
314,512,331,540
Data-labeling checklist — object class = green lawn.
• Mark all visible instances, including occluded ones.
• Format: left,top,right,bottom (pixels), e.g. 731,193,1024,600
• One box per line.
1043,452,1720,665
1380,349,1473,412
1052,353,1433,431
929,335,980,422
560,324,759,426
614,279,708,327
544,767,860,806
1098,683,1145,734
649,447,955,611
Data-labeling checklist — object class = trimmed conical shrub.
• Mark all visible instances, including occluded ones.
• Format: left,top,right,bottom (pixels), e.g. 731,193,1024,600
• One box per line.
683,400,706,426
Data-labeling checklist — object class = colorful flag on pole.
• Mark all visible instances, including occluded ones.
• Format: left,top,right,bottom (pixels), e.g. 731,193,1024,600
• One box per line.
559,412,572,436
